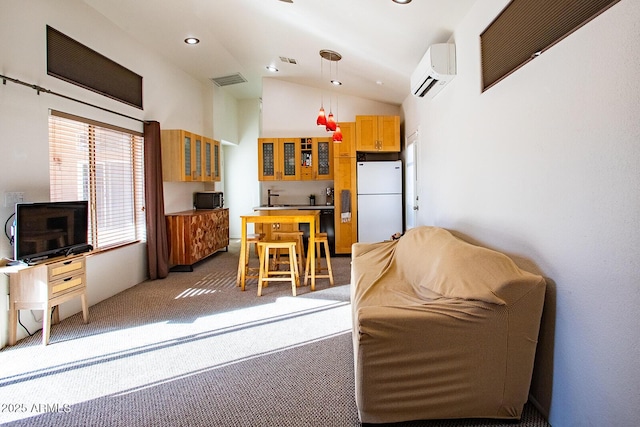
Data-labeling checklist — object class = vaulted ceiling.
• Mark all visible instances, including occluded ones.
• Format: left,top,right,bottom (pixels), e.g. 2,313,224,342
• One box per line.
83,0,477,105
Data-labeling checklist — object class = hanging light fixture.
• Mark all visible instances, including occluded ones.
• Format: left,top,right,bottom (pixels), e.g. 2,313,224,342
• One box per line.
325,56,335,131
326,112,337,132
316,55,327,126
316,107,327,126
317,49,342,130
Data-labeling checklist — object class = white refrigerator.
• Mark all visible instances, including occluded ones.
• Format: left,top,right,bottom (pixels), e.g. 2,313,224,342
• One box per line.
357,160,403,243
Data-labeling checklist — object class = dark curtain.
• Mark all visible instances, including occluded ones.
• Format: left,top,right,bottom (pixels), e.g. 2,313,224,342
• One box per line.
143,121,169,279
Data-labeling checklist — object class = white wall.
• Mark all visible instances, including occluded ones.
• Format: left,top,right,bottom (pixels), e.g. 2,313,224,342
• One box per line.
403,1,640,425
261,78,401,138
224,99,261,238
0,0,212,346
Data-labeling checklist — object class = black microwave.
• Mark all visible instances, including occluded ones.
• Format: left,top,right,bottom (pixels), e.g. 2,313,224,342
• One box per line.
194,192,224,209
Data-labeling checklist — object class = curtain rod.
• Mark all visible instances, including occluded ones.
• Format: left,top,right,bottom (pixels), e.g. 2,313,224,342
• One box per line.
1,73,148,124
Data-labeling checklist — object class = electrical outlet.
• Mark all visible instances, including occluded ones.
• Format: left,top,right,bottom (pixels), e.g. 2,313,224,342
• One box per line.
3,192,25,207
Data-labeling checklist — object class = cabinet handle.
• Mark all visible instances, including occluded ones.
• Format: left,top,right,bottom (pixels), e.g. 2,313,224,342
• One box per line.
63,260,72,265
64,277,72,282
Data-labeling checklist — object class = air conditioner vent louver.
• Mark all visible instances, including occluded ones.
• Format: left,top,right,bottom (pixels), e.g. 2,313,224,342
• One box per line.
210,73,247,87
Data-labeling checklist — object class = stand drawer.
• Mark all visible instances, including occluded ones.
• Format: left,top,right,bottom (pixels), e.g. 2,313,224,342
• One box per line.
49,257,85,280
50,275,84,296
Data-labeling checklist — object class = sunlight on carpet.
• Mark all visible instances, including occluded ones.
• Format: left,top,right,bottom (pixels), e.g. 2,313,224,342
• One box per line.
0,286,352,424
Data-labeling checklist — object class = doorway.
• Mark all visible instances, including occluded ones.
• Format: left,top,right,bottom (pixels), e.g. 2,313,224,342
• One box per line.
405,129,419,230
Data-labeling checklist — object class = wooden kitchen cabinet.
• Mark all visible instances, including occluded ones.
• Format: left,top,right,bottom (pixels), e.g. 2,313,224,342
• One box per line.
166,208,229,269
355,115,400,152
161,129,197,181
333,122,358,254
161,129,221,182
258,137,301,181
259,136,333,181
301,137,333,180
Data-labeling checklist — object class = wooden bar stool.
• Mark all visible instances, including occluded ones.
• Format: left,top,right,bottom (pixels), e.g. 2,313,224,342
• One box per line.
257,240,300,296
305,232,334,287
272,230,306,275
236,233,264,287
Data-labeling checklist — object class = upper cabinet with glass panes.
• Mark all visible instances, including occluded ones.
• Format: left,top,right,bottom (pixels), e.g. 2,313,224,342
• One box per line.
161,130,221,182
258,136,332,181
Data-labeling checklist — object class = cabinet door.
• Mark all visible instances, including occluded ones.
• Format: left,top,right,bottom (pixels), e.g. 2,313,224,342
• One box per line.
203,137,213,181
182,132,194,181
314,137,333,180
333,156,358,254
193,135,203,180
334,122,356,157
278,138,301,181
202,138,221,182
378,116,400,151
355,116,378,151
213,139,221,181
258,138,278,181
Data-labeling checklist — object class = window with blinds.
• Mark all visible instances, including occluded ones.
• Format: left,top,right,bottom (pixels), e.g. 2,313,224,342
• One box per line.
480,0,621,91
49,111,146,251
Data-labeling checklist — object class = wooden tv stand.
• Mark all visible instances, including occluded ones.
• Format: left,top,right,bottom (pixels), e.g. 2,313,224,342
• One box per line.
4,253,89,346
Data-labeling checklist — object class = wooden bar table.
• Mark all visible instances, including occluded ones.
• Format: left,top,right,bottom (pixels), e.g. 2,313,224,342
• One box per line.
238,209,320,292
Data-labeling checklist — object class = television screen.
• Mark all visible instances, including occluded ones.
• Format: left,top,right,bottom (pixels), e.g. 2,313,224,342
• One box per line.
14,201,89,262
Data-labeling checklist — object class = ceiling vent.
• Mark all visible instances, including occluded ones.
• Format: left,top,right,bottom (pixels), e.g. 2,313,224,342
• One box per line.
210,73,247,87
279,56,297,64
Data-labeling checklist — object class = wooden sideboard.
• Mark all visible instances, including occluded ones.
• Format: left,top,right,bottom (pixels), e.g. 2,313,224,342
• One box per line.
166,208,229,270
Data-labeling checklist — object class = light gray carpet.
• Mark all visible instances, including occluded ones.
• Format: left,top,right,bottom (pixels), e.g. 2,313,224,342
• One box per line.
0,241,549,427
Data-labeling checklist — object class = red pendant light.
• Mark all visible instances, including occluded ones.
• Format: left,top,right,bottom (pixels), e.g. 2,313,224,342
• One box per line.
326,112,337,132
333,123,343,142
317,107,327,126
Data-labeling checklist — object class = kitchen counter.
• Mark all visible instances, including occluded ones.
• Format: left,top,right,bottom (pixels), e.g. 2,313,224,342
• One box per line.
253,205,334,210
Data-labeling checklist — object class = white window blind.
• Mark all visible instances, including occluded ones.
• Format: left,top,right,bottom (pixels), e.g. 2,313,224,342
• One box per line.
49,111,146,251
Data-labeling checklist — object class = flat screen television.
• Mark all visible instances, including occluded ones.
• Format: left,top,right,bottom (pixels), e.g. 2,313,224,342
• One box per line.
14,201,90,262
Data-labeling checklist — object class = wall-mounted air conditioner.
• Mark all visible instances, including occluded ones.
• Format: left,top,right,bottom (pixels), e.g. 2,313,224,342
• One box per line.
410,43,456,99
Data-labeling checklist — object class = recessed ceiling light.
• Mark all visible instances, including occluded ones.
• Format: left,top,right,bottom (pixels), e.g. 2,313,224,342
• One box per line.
266,65,279,72
331,79,342,86
392,0,412,3
184,37,200,45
